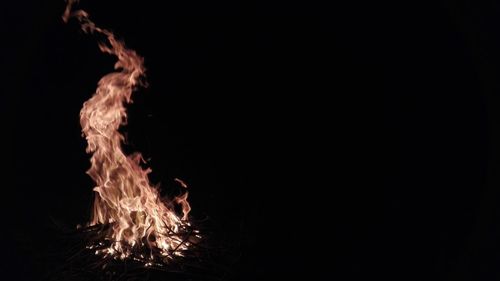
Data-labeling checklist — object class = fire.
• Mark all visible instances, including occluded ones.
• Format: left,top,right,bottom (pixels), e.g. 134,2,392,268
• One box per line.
63,0,195,262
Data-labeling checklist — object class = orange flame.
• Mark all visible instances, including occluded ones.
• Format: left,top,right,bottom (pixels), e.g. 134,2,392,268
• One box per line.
63,0,193,260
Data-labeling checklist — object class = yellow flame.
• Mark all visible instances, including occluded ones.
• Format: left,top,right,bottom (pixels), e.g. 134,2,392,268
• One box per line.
63,0,192,260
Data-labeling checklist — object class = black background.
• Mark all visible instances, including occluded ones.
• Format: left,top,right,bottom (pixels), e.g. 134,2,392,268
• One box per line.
4,0,500,280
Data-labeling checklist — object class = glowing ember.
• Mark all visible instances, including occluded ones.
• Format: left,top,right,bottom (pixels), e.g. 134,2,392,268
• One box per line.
63,0,195,262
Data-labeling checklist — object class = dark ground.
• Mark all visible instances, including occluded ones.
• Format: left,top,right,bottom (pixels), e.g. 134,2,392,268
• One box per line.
3,0,500,280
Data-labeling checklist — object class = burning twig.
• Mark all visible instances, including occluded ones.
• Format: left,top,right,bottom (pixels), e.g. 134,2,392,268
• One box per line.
62,0,198,266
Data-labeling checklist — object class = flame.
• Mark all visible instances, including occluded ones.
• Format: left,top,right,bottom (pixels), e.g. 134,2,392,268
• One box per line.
63,0,193,261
